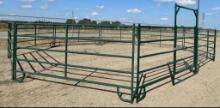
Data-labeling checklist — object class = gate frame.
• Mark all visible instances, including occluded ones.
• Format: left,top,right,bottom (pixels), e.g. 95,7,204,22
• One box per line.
172,1,200,85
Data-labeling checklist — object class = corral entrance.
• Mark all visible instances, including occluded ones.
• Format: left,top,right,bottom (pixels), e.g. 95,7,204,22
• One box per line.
170,3,200,85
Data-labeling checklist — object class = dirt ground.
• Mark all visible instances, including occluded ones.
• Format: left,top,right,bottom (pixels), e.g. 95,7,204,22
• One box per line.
0,32,220,107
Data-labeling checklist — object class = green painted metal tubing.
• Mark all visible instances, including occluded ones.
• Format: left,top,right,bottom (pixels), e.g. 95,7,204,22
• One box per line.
16,35,132,43
140,46,194,59
194,23,199,73
199,39,207,42
17,42,55,49
208,41,215,43
199,36,208,39
64,25,68,78
17,47,132,59
140,37,194,44
16,22,132,28
184,42,194,44
177,4,198,11
16,27,36,29
199,33,209,36
141,74,171,88
34,24,37,46
213,29,217,61
140,54,195,74
77,26,80,42
69,51,131,59
12,23,17,80
117,88,133,103
97,32,124,35
54,25,57,44
16,58,131,74
140,63,170,74
17,38,48,43
141,39,174,43
173,3,178,81
141,25,193,29
141,54,209,88
141,64,194,88
7,23,12,58
135,24,142,103
130,24,136,102
142,34,194,38
18,38,57,42
16,70,131,90
141,34,162,37
17,33,47,36
207,30,210,59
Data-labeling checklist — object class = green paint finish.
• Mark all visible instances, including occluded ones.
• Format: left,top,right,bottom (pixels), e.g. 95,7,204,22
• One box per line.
12,23,17,80
9,13,217,103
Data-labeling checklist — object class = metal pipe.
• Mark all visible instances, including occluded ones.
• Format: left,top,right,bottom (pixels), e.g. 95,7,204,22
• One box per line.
17,58,131,74
17,46,132,59
213,29,217,61
12,23,17,80
7,23,12,58
16,70,131,89
131,24,136,101
135,24,141,103
173,4,178,83
64,25,69,78
34,24,37,46
206,29,209,59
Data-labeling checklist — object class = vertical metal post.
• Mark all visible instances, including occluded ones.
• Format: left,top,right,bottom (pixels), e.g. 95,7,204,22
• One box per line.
78,25,80,42
182,28,184,48
120,26,122,41
64,25,69,78
135,24,141,103
54,24,57,46
131,24,136,102
12,23,17,80
99,25,102,41
193,9,199,74
183,28,186,47
160,28,162,47
206,29,209,59
213,29,217,61
173,4,178,83
34,24,37,46
52,23,55,46
7,23,12,58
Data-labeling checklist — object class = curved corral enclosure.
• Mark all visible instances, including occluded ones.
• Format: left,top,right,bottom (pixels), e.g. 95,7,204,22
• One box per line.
6,21,217,103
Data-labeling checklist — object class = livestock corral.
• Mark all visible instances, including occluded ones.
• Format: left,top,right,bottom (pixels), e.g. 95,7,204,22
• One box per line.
0,3,220,107
3,20,218,100
0,21,220,106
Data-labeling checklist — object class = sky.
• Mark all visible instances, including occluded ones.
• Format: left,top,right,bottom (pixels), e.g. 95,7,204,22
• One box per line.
0,0,219,29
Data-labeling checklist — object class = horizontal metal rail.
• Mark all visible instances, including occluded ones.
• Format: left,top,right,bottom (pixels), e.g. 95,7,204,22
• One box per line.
140,37,194,43
17,35,132,43
17,58,131,74
16,70,131,89
15,23,133,28
17,47,132,59
140,46,194,59
177,5,198,11
140,54,194,74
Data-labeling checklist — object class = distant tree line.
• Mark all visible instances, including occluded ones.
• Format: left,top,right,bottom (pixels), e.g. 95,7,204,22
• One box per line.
0,23,7,30
66,18,123,26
